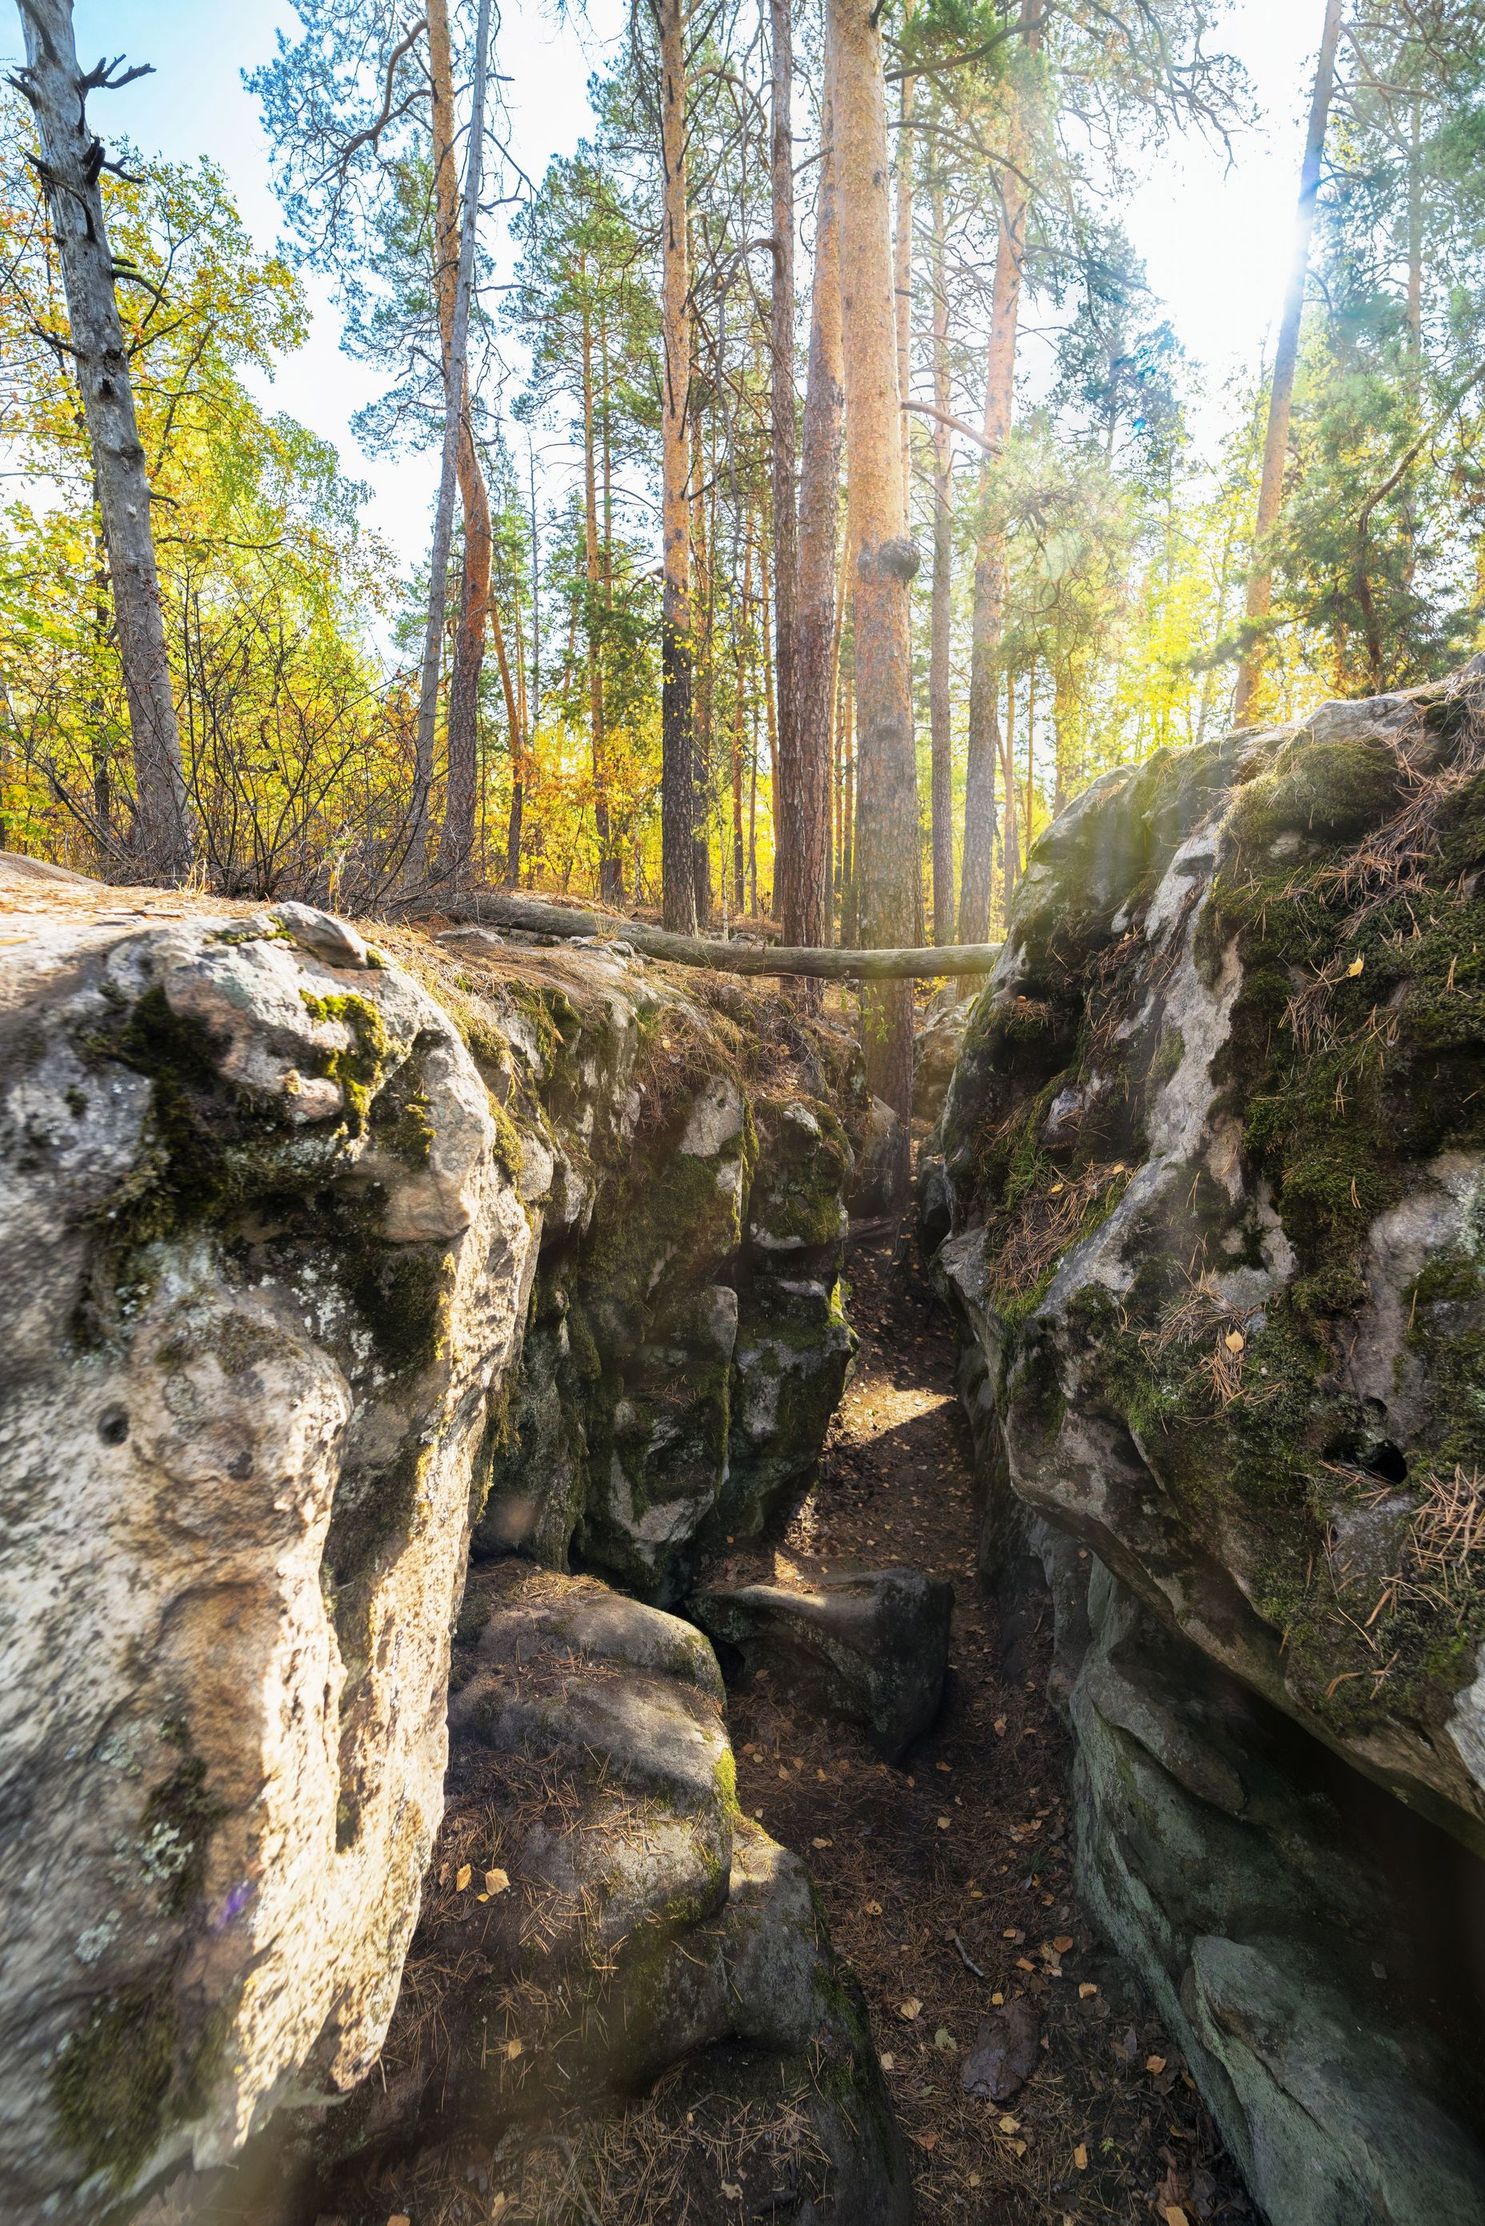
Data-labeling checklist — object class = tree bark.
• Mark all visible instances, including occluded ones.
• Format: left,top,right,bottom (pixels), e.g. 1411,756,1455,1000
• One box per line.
691,404,713,921
928,178,954,942
957,0,1042,944
831,0,920,1159
577,271,621,900
16,0,193,880
429,0,505,882
893,1,916,490
1231,0,1342,726
768,0,801,934
788,12,845,953
439,901,1000,978
656,0,698,931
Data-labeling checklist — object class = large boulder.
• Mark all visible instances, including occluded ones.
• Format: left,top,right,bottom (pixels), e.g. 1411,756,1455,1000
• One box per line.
0,903,535,2224
0,894,878,2225
693,1560,952,1760
460,936,860,1598
285,1561,912,2224
931,666,1485,2220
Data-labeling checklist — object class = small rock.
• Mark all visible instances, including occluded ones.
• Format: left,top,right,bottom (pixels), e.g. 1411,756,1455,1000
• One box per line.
272,900,371,968
691,1562,952,1760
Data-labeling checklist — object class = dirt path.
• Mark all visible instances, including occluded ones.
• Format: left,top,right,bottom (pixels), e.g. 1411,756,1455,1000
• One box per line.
725,1234,1252,2226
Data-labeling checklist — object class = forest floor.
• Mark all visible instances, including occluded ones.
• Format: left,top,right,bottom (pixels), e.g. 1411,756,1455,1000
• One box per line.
724,1230,1254,2226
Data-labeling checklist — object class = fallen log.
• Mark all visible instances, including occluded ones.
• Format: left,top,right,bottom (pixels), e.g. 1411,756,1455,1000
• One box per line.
433,891,1002,980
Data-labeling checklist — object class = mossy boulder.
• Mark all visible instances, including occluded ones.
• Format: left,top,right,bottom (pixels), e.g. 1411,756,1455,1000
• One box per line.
0,902,535,2225
462,951,861,1603
931,666,1485,2226
936,666,1485,1857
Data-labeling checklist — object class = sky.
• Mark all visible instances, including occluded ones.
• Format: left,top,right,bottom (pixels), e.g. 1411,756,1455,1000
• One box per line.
43,0,1326,573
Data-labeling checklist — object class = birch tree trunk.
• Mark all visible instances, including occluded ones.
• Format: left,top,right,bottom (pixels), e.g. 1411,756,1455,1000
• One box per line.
832,0,920,1163
788,11,844,953
1231,0,1342,726
16,0,193,880
656,0,698,932
928,178,955,942
957,0,1042,944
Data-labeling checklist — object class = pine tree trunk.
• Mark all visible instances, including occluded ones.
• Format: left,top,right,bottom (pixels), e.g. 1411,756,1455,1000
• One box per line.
789,14,844,951
832,0,920,1159
691,407,713,922
430,0,503,882
768,0,801,932
657,0,698,931
893,3,915,491
17,1,193,880
928,180,955,942
958,0,1041,944
1232,0,1342,725
579,286,620,902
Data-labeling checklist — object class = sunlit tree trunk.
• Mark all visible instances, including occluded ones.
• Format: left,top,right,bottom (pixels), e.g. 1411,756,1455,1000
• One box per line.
928,179,954,941
893,0,915,490
768,0,800,931
1232,0,1342,726
430,0,504,880
691,406,714,921
832,0,920,1156
958,0,1042,943
656,0,698,930
578,274,620,902
16,0,193,880
789,15,844,952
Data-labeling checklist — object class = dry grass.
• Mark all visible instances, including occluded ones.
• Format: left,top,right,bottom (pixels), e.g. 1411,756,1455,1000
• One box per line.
1142,1273,1263,1413
995,1160,1133,1300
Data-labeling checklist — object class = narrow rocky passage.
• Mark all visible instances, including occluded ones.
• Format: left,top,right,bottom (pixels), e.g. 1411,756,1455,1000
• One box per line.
723,1233,1252,2226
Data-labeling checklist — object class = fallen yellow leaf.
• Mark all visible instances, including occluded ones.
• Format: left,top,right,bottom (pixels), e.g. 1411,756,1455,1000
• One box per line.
504,2037,523,2061
1347,954,1365,978
1146,2054,1168,2075
1165,2208,1191,2226
937,1815,951,1831
485,1867,510,1896
998,2114,1020,2134
898,1998,922,2021
455,1863,472,1892
916,2129,939,2151
1052,1934,1075,1954
1074,2143,1089,2170
1224,1329,1246,1355
880,2051,895,2071
812,1836,833,1849
1079,1982,1099,2000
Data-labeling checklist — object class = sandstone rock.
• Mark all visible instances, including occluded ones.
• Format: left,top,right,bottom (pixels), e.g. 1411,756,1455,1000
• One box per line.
914,987,975,1125
847,1094,905,1216
0,908,534,2225
0,899,882,2223
932,668,1485,2226
1053,1553,1485,2226
694,1561,952,1760
297,1561,910,2225
467,968,859,1600
936,669,1485,1857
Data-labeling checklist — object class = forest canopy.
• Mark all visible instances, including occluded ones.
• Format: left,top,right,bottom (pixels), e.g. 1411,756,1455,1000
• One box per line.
3,0,1484,1001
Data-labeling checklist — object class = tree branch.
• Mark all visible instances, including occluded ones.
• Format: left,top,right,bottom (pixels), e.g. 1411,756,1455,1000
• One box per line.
432,897,1002,979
